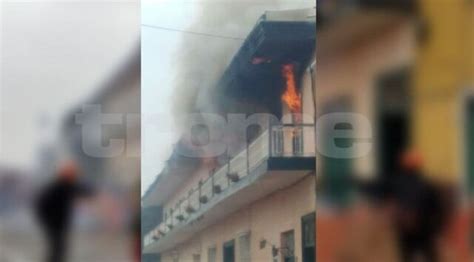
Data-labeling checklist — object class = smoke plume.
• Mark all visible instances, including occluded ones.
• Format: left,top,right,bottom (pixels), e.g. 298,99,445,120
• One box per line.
171,0,314,124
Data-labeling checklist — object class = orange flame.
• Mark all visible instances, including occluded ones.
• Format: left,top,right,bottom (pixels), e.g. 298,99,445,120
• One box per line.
281,64,301,114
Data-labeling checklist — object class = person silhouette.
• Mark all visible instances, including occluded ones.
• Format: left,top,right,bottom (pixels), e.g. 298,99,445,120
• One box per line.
35,161,93,262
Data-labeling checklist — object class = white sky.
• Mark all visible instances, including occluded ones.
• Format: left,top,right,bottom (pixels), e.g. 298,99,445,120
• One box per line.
0,0,314,198
141,0,314,195
0,1,139,169
0,0,313,194
141,1,196,195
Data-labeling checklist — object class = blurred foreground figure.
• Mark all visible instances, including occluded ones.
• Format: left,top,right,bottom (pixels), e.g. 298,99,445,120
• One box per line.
394,150,452,262
34,162,92,262
341,150,454,262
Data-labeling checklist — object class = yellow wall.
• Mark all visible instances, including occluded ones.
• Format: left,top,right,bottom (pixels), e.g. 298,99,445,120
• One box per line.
413,0,473,182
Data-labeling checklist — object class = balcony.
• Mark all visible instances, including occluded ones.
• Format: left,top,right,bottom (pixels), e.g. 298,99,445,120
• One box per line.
217,10,315,100
143,124,315,253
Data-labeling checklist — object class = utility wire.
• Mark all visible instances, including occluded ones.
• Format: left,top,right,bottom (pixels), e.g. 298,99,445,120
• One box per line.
142,24,245,41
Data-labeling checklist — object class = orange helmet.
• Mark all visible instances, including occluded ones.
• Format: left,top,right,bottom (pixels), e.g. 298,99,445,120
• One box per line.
57,161,79,182
399,149,424,171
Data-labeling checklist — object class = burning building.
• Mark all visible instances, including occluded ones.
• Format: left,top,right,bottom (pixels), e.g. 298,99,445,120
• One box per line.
142,8,316,262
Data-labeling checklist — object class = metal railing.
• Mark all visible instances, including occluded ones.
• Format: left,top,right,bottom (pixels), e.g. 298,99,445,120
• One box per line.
145,124,315,245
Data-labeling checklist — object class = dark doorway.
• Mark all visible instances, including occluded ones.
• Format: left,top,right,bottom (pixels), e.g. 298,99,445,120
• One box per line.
379,113,409,173
223,240,235,262
301,213,316,262
376,68,411,176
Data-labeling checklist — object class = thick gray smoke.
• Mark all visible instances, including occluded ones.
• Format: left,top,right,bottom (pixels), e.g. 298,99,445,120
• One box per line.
169,0,314,165
171,0,314,122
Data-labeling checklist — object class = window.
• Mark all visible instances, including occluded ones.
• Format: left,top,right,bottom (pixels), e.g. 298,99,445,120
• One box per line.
301,213,315,262
208,246,216,262
238,233,251,262
223,240,235,262
292,127,304,155
280,230,295,262
272,127,284,155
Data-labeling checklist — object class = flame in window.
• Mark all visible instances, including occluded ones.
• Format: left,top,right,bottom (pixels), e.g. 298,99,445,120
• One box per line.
281,64,301,114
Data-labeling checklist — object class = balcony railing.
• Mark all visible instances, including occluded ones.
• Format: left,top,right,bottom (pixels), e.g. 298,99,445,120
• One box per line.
145,124,315,246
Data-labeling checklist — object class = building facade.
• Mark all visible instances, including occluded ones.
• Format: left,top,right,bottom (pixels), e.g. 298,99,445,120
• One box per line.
143,9,316,262
316,0,472,260
316,0,419,205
